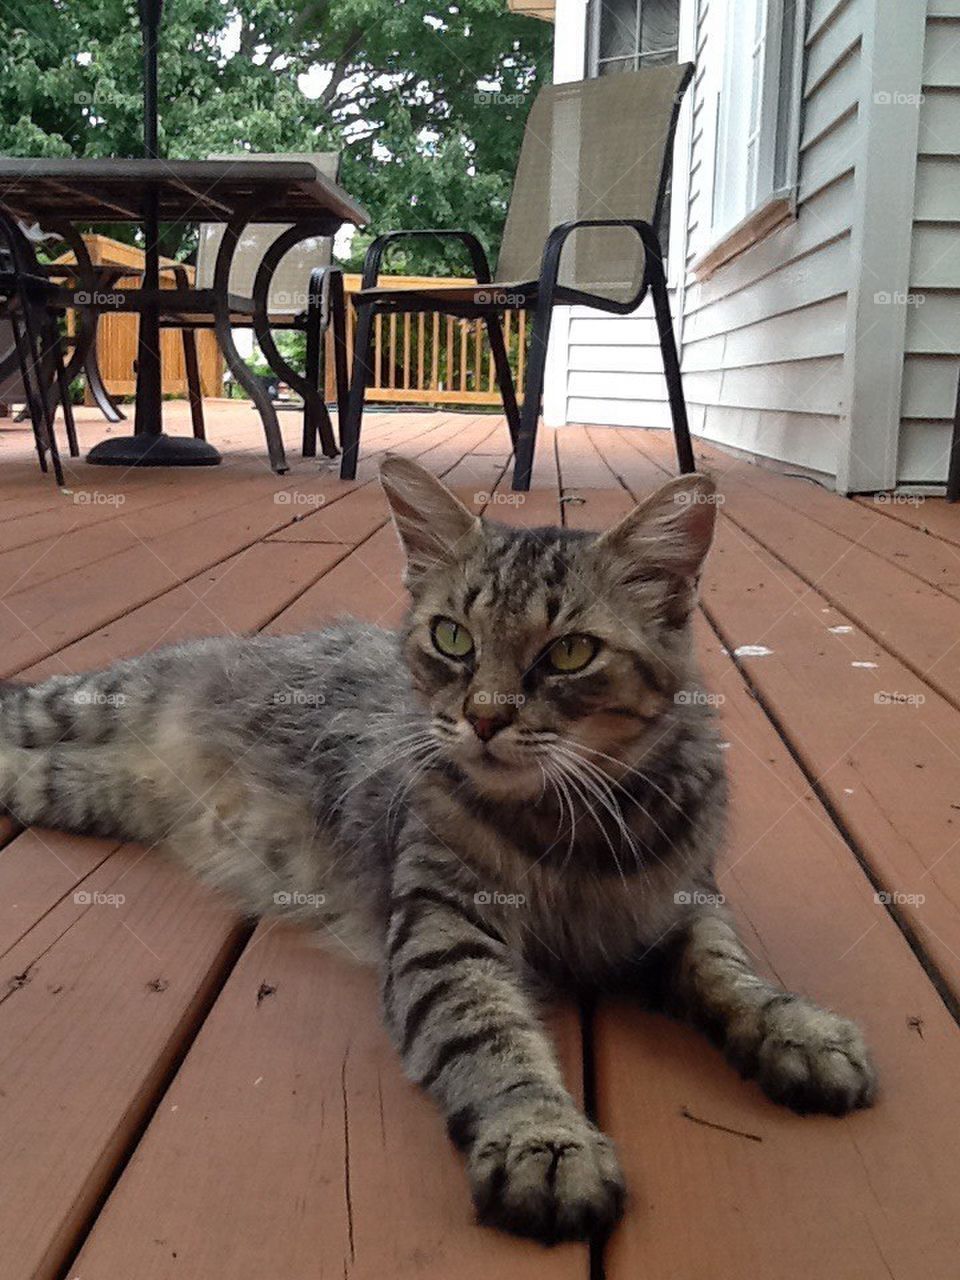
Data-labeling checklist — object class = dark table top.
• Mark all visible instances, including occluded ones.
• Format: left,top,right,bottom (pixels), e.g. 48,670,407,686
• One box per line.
0,157,369,227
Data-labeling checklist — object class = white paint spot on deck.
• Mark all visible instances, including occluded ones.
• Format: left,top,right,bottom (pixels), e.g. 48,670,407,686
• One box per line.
851,661,878,669
828,625,854,634
734,645,773,657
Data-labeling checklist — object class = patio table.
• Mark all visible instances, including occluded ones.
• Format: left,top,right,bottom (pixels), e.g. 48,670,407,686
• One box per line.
0,158,368,472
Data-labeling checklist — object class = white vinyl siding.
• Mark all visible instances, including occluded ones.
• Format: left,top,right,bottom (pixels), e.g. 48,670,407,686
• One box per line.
897,5,960,484
678,0,860,478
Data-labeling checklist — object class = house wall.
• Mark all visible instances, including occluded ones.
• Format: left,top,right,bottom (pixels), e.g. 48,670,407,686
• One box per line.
548,0,868,478
679,0,866,480
897,0,960,484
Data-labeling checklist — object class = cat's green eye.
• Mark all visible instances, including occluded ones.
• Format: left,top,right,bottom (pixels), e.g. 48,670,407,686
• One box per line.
546,634,599,674
431,617,475,660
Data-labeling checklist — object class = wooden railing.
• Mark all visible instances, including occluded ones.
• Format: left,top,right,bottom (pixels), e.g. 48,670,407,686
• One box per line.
58,234,224,400
329,274,527,408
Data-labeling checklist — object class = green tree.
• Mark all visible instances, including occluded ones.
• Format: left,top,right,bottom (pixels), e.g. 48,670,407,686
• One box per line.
0,0,551,270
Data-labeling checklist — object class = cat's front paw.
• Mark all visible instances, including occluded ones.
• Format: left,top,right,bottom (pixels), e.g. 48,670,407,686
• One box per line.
468,1105,625,1244
731,994,876,1115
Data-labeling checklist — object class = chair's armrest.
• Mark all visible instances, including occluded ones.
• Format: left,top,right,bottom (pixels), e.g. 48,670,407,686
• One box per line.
360,229,491,289
539,218,662,312
306,264,343,326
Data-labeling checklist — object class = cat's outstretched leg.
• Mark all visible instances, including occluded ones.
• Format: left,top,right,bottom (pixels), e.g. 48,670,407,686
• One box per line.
384,835,625,1243
659,906,876,1114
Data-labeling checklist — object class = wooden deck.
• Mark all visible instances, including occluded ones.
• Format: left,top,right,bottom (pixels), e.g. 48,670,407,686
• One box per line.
2,401,959,1279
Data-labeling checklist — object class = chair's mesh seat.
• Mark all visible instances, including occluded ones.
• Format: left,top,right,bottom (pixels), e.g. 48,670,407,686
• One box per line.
195,152,340,315
494,63,692,306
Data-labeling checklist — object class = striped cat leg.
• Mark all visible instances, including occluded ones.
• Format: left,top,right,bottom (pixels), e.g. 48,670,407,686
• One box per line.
663,907,876,1114
0,738,167,841
385,843,625,1243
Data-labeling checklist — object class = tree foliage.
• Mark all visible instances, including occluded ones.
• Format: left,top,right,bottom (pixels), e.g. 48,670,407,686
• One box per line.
0,0,551,270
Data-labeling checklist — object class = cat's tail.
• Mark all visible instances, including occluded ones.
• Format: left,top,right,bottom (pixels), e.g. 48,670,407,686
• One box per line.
0,666,165,842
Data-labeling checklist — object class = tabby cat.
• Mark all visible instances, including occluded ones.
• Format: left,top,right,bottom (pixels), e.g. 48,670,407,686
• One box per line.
0,458,875,1243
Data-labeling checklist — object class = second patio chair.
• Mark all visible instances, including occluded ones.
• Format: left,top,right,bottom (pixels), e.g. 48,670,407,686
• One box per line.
340,62,695,490
160,151,348,463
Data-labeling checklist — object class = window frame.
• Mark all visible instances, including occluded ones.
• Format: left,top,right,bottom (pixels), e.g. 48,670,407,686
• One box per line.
694,0,806,272
586,0,681,78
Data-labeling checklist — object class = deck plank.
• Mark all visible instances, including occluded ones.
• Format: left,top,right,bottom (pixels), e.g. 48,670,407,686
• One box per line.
1,411,562,1280
599,429,960,1000
560,485,960,1279
3,406,958,1280
66,449,586,1279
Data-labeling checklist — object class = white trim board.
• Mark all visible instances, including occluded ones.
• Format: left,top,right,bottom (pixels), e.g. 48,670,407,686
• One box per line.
835,0,927,492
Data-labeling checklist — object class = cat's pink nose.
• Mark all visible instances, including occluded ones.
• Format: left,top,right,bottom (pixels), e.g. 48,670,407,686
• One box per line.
466,709,511,741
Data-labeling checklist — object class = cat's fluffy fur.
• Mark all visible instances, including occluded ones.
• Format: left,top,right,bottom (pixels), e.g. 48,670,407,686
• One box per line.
0,458,875,1243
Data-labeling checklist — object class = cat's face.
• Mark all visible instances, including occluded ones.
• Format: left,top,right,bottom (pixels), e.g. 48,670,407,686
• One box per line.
381,458,717,801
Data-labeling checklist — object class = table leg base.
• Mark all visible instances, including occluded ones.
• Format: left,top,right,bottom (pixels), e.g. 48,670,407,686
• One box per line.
86,433,222,467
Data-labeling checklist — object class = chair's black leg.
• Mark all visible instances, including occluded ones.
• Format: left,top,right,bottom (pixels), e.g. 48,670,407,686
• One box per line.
511,300,553,492
303,292,322,458
51,324,80,458
948,369,960,503
648,253,695,475
181,327,206,440
22,304,64,485
340,303,376,481
10,311,50,474
330,272,349,450
485,310,520,447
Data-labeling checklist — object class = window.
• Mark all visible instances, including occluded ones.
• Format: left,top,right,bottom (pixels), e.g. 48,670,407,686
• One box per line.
708,0,804,243
587,0,680,77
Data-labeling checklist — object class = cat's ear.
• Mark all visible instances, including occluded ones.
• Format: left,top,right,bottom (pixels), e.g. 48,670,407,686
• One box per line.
594,473,718,608
380,457,480,581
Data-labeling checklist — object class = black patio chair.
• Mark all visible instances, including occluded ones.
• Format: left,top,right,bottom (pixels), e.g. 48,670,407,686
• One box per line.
0,210,77,485
339,62,695,490
159,151,348,463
